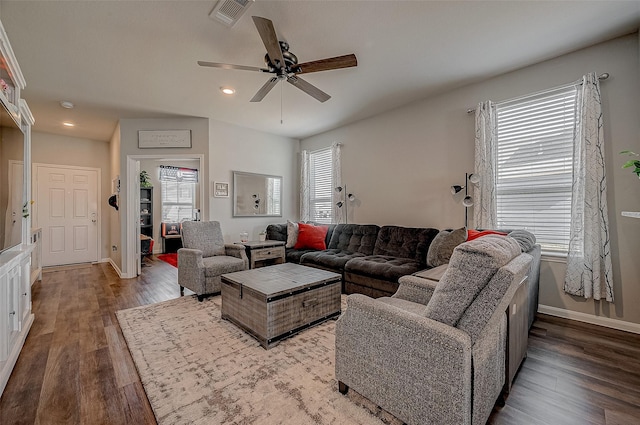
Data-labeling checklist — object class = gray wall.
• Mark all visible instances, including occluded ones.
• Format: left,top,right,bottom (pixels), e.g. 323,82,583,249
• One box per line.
207,119,299,243
301,33,640,326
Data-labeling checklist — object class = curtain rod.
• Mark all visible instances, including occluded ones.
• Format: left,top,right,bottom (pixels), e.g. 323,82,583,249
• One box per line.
466,72,610,114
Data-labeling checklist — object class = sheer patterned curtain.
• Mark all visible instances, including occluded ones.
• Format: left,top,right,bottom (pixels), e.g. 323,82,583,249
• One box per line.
331,143,343,224
564,72,614,301
300,150,310,222
473,101,497,229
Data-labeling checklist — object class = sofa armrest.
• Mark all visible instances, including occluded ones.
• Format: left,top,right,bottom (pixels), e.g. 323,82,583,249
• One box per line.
336,294,472,424
224,243,249,269
393,275,438,305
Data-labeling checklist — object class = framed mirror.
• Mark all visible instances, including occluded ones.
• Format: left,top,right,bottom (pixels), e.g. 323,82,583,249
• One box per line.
233,171,282,217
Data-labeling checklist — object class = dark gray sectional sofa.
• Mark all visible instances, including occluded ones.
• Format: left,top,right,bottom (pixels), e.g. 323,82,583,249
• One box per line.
266,222,541,328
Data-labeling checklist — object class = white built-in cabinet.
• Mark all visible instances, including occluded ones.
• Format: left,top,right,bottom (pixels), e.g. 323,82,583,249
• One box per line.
0,19,35,397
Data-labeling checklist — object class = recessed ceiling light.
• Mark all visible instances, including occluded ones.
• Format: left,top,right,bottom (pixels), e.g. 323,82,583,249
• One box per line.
220,87,235,95
63,121,75,127
60,100,74,109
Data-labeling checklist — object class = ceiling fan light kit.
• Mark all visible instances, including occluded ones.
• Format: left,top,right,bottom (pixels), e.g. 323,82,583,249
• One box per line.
199,16,357,103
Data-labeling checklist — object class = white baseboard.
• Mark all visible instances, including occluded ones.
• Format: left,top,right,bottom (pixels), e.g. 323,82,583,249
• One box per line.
538,304,640,334
108,258,124,278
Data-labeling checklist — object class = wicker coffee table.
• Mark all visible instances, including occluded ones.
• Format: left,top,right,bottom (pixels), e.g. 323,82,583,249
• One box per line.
221,263,341,349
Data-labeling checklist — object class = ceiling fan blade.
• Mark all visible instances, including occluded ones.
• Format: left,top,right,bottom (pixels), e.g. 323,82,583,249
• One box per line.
294,54,358,74
250,77,279,102
252,16,286,70
286,75,330,103
197,61,267,72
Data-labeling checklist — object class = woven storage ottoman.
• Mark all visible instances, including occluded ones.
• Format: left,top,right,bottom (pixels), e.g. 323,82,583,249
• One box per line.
221,263,341,349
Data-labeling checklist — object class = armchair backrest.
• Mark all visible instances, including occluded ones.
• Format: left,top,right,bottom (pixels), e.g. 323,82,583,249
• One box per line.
456,252,532,342
181,221,226,257
424,235,521,328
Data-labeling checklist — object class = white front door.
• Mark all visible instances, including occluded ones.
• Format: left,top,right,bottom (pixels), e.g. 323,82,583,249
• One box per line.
35,164,99,266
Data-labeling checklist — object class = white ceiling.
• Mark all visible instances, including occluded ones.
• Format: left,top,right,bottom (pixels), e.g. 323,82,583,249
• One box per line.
1,1,639,142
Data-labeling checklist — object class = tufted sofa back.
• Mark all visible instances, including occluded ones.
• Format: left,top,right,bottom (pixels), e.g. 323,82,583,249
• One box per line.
373,226,440,264
327,224,380,254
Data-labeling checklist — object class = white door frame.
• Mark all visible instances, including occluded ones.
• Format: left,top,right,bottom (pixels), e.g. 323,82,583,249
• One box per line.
125,154,204,277
33,162,101,265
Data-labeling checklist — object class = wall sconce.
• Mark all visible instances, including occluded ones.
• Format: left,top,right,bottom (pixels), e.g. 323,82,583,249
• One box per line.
451,173,480,228
335,185,355,224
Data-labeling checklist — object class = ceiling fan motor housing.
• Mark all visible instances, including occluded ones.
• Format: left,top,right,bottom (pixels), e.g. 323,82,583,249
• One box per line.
264,41,298,72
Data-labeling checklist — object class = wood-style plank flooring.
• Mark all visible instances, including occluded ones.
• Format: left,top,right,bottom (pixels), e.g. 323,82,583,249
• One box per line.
1,258,639,424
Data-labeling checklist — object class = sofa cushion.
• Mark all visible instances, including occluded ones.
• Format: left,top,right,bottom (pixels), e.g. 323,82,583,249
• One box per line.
327,224,380,255
345,255,423,282
373,226,439,264
182,221,225,257
286,220,299,248
426,227,467,267
266,223,287,242
295,223,329,250
424,235,521,326
300,249,365,271
285,247,317,263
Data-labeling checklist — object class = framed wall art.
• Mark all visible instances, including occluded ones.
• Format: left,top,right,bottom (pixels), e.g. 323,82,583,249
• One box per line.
138,129,192,148
213,181,229,198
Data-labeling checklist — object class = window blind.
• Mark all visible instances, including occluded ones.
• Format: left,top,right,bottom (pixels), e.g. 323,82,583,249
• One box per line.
160,165,197,222
495,85,577,254
309,148,333,224
159,165,199,183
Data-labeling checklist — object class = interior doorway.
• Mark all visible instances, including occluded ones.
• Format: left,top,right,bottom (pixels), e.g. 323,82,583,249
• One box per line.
126,154,204,277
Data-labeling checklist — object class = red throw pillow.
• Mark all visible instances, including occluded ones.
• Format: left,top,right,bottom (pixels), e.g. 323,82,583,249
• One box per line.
467,229,508,241
294,223,329,250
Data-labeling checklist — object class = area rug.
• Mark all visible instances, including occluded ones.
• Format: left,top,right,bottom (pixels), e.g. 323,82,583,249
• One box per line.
116,295,401,425
157,253,177,268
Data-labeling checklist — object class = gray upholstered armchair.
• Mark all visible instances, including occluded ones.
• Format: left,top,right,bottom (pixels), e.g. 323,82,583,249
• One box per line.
178,221,248,301
335,236,533,425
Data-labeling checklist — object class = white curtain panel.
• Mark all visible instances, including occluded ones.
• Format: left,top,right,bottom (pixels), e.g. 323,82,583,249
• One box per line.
300,150,310,222
331,142,344,224
564,73,614,302
473,101,497,230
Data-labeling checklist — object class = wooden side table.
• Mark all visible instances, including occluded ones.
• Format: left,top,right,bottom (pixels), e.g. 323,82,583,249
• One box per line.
240,240,286,269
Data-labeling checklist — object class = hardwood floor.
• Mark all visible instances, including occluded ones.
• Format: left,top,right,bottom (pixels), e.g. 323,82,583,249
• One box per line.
1,258,639,425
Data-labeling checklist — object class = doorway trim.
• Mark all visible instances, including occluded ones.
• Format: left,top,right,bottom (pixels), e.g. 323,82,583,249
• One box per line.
124,154,204,278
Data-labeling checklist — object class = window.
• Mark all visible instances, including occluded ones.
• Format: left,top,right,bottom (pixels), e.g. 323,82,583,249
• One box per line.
160,166,198,222
308,147,333,224
495,85,577,254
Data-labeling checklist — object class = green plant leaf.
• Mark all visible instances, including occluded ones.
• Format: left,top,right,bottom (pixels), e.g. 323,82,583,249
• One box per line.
620,150,639,156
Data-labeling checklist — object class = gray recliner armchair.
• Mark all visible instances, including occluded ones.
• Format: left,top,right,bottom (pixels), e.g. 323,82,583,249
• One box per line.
178,221,248,301
335,235,533,425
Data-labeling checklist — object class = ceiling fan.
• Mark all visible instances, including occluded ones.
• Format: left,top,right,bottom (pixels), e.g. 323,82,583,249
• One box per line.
198,16,357,103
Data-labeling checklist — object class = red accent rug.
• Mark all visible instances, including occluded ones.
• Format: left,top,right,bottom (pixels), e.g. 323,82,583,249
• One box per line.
158,253,177,268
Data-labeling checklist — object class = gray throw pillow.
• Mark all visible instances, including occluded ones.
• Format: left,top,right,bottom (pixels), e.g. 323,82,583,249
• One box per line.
426,227,467,267
286,220,299,248
424,235,522,326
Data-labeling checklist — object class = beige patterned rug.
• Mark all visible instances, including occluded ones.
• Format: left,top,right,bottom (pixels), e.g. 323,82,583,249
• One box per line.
116,295,401,425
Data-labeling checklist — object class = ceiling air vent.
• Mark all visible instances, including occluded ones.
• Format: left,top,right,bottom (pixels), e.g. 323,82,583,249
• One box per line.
209,0,254,27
